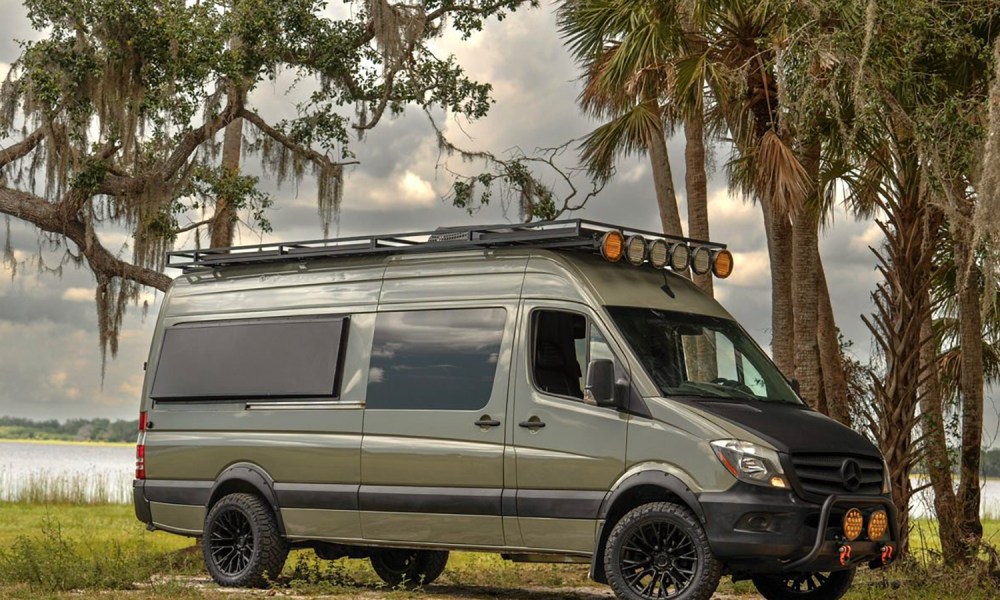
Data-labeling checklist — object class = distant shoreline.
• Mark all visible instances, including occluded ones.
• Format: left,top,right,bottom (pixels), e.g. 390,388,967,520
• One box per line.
0,438,132,448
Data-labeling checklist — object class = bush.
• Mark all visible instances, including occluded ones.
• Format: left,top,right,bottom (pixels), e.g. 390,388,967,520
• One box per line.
0,516,160,591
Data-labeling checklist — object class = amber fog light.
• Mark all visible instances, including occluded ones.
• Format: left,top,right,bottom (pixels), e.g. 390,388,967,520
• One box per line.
601,230,624,262
842,508,864,541
868,509,888,540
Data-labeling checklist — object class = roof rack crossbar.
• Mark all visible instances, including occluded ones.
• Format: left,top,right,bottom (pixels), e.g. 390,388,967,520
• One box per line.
165,219,725,270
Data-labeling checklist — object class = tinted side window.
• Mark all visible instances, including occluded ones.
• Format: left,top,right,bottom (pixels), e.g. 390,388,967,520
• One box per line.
366,308,506,410
534,310,620,401
151,317,346,400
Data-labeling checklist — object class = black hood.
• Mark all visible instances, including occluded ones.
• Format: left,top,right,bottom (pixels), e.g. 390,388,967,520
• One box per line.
674,397,881,458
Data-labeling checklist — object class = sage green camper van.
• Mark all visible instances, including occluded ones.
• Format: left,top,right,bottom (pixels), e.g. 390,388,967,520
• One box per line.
133,220,897,600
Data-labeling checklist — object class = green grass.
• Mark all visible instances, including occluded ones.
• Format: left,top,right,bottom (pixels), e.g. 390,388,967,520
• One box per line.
0,503,997,599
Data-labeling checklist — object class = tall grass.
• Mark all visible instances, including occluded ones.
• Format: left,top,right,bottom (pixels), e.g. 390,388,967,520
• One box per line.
0,467,131,504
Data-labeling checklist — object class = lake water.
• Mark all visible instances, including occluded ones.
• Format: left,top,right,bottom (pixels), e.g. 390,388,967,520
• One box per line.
0,441,134,504
0,441,997,517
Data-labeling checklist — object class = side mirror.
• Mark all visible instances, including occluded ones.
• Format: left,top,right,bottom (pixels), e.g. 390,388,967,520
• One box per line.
585,359,622,408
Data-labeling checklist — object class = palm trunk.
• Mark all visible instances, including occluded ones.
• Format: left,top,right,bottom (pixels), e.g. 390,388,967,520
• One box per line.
685,111,712,294
761,197,795,378
919,304,963,560
955,239,985,553
684,97,717,380
791,142,823,410
648,117,683,238
817,261,851,425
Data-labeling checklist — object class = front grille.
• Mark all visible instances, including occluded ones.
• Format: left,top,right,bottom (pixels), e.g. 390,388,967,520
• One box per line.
790,454,884,498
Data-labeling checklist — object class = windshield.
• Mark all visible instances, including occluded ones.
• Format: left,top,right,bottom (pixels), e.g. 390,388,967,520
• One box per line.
606,306,801,404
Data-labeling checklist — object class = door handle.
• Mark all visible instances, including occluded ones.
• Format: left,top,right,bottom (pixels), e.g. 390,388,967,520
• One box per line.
518,417,546,430
474,417,502,428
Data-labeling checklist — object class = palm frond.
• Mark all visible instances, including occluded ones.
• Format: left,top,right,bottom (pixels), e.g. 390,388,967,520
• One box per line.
754,129,810,216
578,100,664,182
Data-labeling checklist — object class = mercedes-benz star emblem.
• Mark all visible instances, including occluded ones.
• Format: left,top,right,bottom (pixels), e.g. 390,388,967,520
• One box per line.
840,459,863,491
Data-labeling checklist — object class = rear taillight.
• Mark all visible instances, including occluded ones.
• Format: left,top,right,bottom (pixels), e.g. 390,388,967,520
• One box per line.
135,444,145,479
136,411,146,480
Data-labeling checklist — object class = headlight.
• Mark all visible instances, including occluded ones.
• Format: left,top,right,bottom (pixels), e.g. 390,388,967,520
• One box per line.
711,439,788,488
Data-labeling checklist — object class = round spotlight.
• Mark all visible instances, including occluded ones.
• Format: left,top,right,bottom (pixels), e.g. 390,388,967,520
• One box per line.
868,510,888,540
669,243,690,272
648,239,669,269
713,249,734,279
600,230,624,262
625,235,647,266
691,246,712,275
842,508,864,541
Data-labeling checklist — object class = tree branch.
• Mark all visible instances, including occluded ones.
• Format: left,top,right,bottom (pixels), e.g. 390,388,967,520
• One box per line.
98,100,241,196
0,128,45,169
239,107,359,169
0,186,171,291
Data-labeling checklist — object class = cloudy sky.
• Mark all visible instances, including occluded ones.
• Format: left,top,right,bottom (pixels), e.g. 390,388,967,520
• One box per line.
0,1,995,443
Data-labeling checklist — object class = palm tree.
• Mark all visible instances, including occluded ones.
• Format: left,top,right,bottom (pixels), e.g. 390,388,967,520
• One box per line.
558,0,687,239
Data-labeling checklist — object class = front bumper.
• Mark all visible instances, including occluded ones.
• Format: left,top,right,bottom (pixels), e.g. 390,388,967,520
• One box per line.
698,483,898,574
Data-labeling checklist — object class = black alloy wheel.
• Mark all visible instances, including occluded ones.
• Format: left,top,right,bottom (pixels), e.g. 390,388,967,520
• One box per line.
370,548,448,588
203,493,289,588
751,569,855,600
605,502,721,600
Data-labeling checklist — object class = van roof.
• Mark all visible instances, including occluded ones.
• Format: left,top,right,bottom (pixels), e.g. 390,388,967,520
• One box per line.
165,219,727,272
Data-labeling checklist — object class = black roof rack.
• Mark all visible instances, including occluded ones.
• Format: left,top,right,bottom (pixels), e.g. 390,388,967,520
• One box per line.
165,219,726,270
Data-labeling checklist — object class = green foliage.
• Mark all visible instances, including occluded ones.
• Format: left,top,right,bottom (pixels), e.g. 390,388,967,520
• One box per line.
0,516,158,591
0,416,137,443
190,165,273,234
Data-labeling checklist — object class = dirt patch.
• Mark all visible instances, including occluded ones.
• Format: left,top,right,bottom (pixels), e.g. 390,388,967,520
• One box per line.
157,575,751,599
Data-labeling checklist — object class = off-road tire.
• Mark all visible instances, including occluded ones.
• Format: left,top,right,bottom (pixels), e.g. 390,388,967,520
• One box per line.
604,501,721,600
203,493,289,588
370,549,449,588
751,569,855,600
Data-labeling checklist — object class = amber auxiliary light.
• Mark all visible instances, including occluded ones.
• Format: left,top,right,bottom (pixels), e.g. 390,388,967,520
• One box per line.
842,508,864,541
600,230,624,262
868,509,889,540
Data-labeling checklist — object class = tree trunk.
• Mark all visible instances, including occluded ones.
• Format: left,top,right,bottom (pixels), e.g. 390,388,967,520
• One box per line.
685,100,712,297
210,35,244,249
817,261,851,425
919,303,964,560
683,98,718,380
648,117,683,238
210,115,243,248
955,238,985,553
862,133,934,558
761,197,795,378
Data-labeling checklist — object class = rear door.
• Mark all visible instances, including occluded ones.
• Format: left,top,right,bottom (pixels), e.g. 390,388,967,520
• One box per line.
510,301,629,553
359,304,515,547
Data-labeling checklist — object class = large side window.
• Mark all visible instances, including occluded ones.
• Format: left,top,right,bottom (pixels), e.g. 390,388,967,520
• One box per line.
150,316,347,400
532,310,619,402
366,308,506,410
